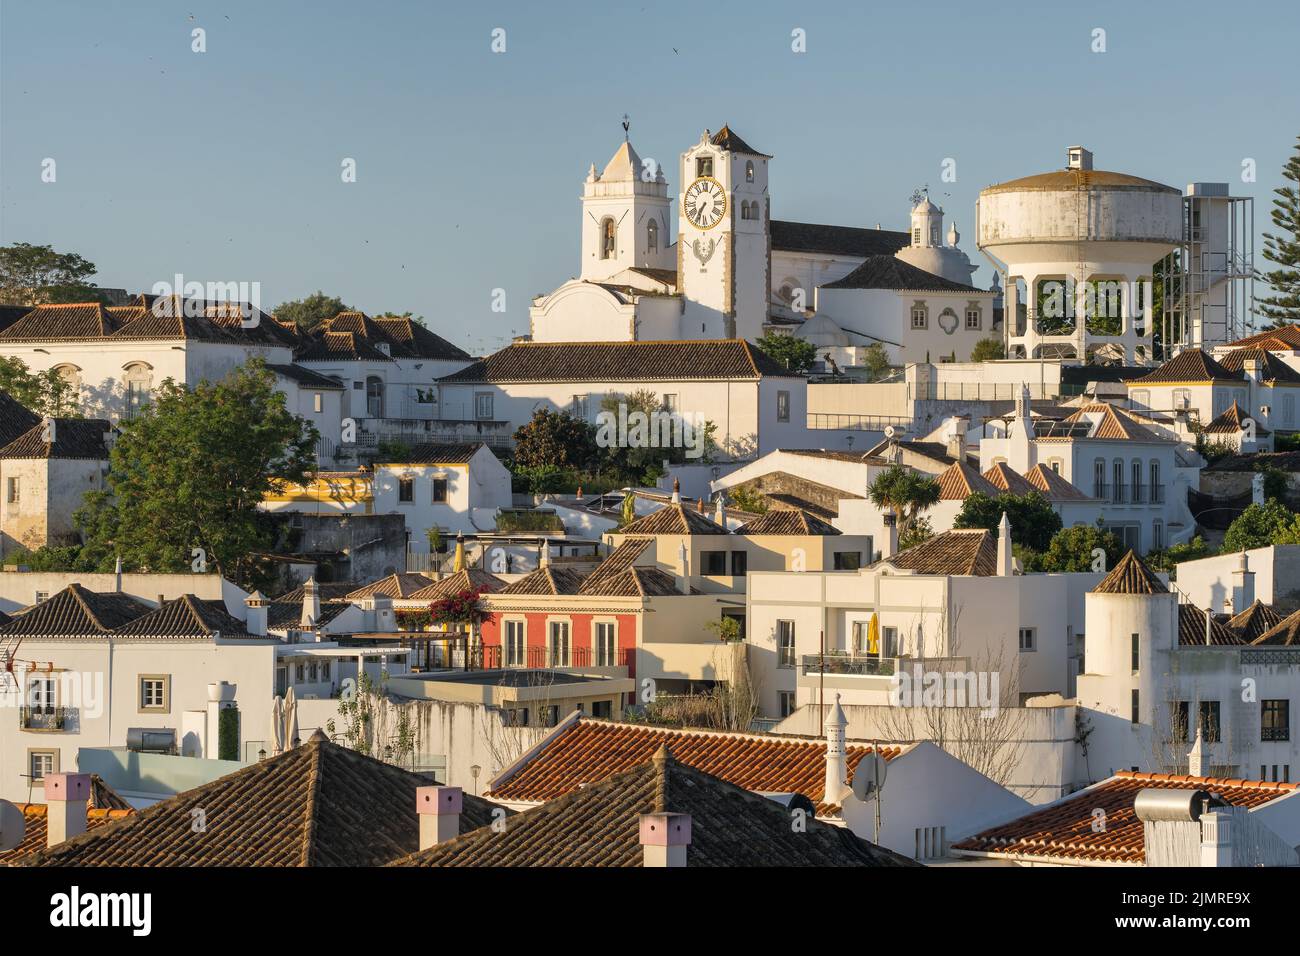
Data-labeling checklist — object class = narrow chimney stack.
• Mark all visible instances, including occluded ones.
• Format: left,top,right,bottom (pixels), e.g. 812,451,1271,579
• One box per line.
824,693,849,805
997,511,1013,576
671,477,681,504
416,785,462,850
714,494,726,528
301,576,320,628
244,591,269,637
45,772,91,846
1188,727,1206,777
1231,551,1255,613
881,512,898,559
639,811,691,867
675,542,689,594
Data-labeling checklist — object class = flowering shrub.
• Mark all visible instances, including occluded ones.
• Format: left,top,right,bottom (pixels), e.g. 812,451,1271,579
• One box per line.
429,586,489,627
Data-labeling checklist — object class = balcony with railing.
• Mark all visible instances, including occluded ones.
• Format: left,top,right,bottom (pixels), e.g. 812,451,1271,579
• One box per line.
801,653,896,677
20,706,68,732
347,417,513,449
474,644,633,672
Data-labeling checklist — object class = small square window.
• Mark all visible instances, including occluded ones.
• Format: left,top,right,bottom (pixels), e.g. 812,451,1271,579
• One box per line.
701,551,727,575
6,477,19,504
1018,627,1036,652
139,676,168,712
398,477,414,502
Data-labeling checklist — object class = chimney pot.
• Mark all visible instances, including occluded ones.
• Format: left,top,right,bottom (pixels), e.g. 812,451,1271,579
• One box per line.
639,811,691,867
45,772,91,846
416,785,463,850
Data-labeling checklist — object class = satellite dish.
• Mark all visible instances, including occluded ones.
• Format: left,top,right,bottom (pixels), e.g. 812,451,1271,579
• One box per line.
0,799,26,853
884,425,898,439
851,754,889,803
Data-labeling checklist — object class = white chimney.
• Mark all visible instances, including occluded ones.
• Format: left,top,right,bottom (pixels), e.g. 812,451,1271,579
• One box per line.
997,511,1013,576
44,772,90,846
244,591,268,637
714,494,726,528
881,512,898,559
301,576,320,628
114,554,122,593
1231,551,1255,613
1204,608,1214,646
1200,810,1233,867
824,693,849,806
416,785,462,850
675,542,689,594
373,593,395,632
639,811,691,867
945,416,968,462
1188,727,1206,777
540,538,551,569
671,477,681,504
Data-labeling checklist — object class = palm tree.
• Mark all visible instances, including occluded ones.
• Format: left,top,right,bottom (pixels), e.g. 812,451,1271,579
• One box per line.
868,466,941,539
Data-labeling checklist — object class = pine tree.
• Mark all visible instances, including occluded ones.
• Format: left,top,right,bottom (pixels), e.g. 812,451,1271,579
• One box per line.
1259,134,1300,326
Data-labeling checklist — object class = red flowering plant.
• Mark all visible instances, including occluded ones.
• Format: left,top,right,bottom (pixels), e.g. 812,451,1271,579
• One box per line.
428,586,489,628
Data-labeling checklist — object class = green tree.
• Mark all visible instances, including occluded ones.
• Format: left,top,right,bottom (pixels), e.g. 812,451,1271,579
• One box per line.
868,466,940,540
969,337,1006,362
512,408,597,471
755,334,816,373
0,356,82,416
1032,524,1125,573
75,360,318,589
273,291,349,331
1259,134,1300,325
953,491,1062,553
1222,500,1296,552
596,389,717,483
861,343,891,381
0,242,104,305
726,484,769,515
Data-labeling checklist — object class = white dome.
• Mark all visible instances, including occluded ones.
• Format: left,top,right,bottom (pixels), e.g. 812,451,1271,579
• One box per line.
796,314,854,347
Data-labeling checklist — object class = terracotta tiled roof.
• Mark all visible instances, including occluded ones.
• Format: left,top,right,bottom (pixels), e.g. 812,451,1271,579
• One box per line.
953,770,1299,865
0,300,290,346
488,717,901,814
733,510,841,536
1252,607,1300,646
1092,550,1168,595
1126,349,1241,385
982,462,1040,497
576,566,684,597
821,255,981,293
397,746,915,868
271,581,356,603
577,539,652,593
710,124,769,157
1227,600,1284,643
0,418,110,460
1222,325,1300,351
266,363,346,390
0,303,120,340
327,312,471,361
0,585,153,638
375,443,485,465
1218,348,1300,385
497,565,589,595
295,331,394,363
1176,603,1244,646
19,732,509,867
406,569,506,601
2,806,134,866
344,573,437,600
1202,401,1268,437
112,594,258,639
1059,404,1161,442
770,220,909,258
1023,463,1095,501
619,502,728,536
437,339,798,384
937,461,999,499
267,600,350,629
884,529,998,577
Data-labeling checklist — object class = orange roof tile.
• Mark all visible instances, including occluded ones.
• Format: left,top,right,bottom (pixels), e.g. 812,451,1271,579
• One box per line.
937,461,999,500
982,462,1039,497
1023,463,1095,501
488,717,901,814
1092,550,1168,595
953,770,1298,864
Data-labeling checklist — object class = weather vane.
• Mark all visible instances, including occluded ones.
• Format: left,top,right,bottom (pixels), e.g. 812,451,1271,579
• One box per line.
622,113,630,140
908,185,930,206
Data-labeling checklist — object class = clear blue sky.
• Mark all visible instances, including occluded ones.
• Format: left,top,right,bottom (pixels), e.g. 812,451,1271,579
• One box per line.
2,0,1297,353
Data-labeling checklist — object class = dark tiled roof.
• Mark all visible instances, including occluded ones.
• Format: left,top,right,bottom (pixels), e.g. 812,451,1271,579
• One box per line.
1205,450,1300,473
1176,604,1243,646
489,717,902,814
295,331,394,363
271,581,355,603
112,594,257,639
1125,349,1241,385
267,364,345,390
1203,401,1269,435
376,443,486,465
821,255,981,293
1092,551,1168,595
1218,348,1300,385
770,220,909,258
497,566,588,595
734,510,840,536
1252,607,1300,646
345,573,437,600
0,303,119,339
20,732,509,867
885,529,998,577
576,566,684,597
398,747,914,867
1,796,134,865
0,585,153,637
0,418,110,460
1227,600,1283,643
406,569,506,601
619,503,728,536
953,770,1297,864
0,300,291,346
311,312,471,362
626,267,678,288
267,600,350,629
710,124,769,157
0,391,40,448
437,340,799,383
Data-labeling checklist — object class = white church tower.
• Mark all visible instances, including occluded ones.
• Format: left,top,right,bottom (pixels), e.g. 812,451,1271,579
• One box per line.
580,135,673,283
677,126,771,340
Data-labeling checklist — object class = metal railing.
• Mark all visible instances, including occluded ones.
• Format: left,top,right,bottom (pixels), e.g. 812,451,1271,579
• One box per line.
801,654,896,677
19,706,67,731
1261,726,1290,742
476,645,632,670
807,412,912,432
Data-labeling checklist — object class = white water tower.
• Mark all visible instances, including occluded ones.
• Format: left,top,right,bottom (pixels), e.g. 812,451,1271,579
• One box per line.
977,146,1183,365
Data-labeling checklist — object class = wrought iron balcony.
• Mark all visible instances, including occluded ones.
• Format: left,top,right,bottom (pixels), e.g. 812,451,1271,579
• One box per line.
19,706,66,731
802,654,896,677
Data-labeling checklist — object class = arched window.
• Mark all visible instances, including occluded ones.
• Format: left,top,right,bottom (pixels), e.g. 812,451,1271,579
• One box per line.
1132,460,1143,504
366,376,384,418
1112,459,1124,504
745,160,755,183
646,218,658,253
52,364,81,412
123,363,152,420
600,218,616,260
1150,460,1161,504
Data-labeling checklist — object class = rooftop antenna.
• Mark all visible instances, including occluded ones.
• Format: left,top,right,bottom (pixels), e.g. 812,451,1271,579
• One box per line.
621,113,630,140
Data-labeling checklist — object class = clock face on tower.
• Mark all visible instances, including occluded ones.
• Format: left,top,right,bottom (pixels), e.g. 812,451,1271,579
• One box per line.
683,177,727,230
